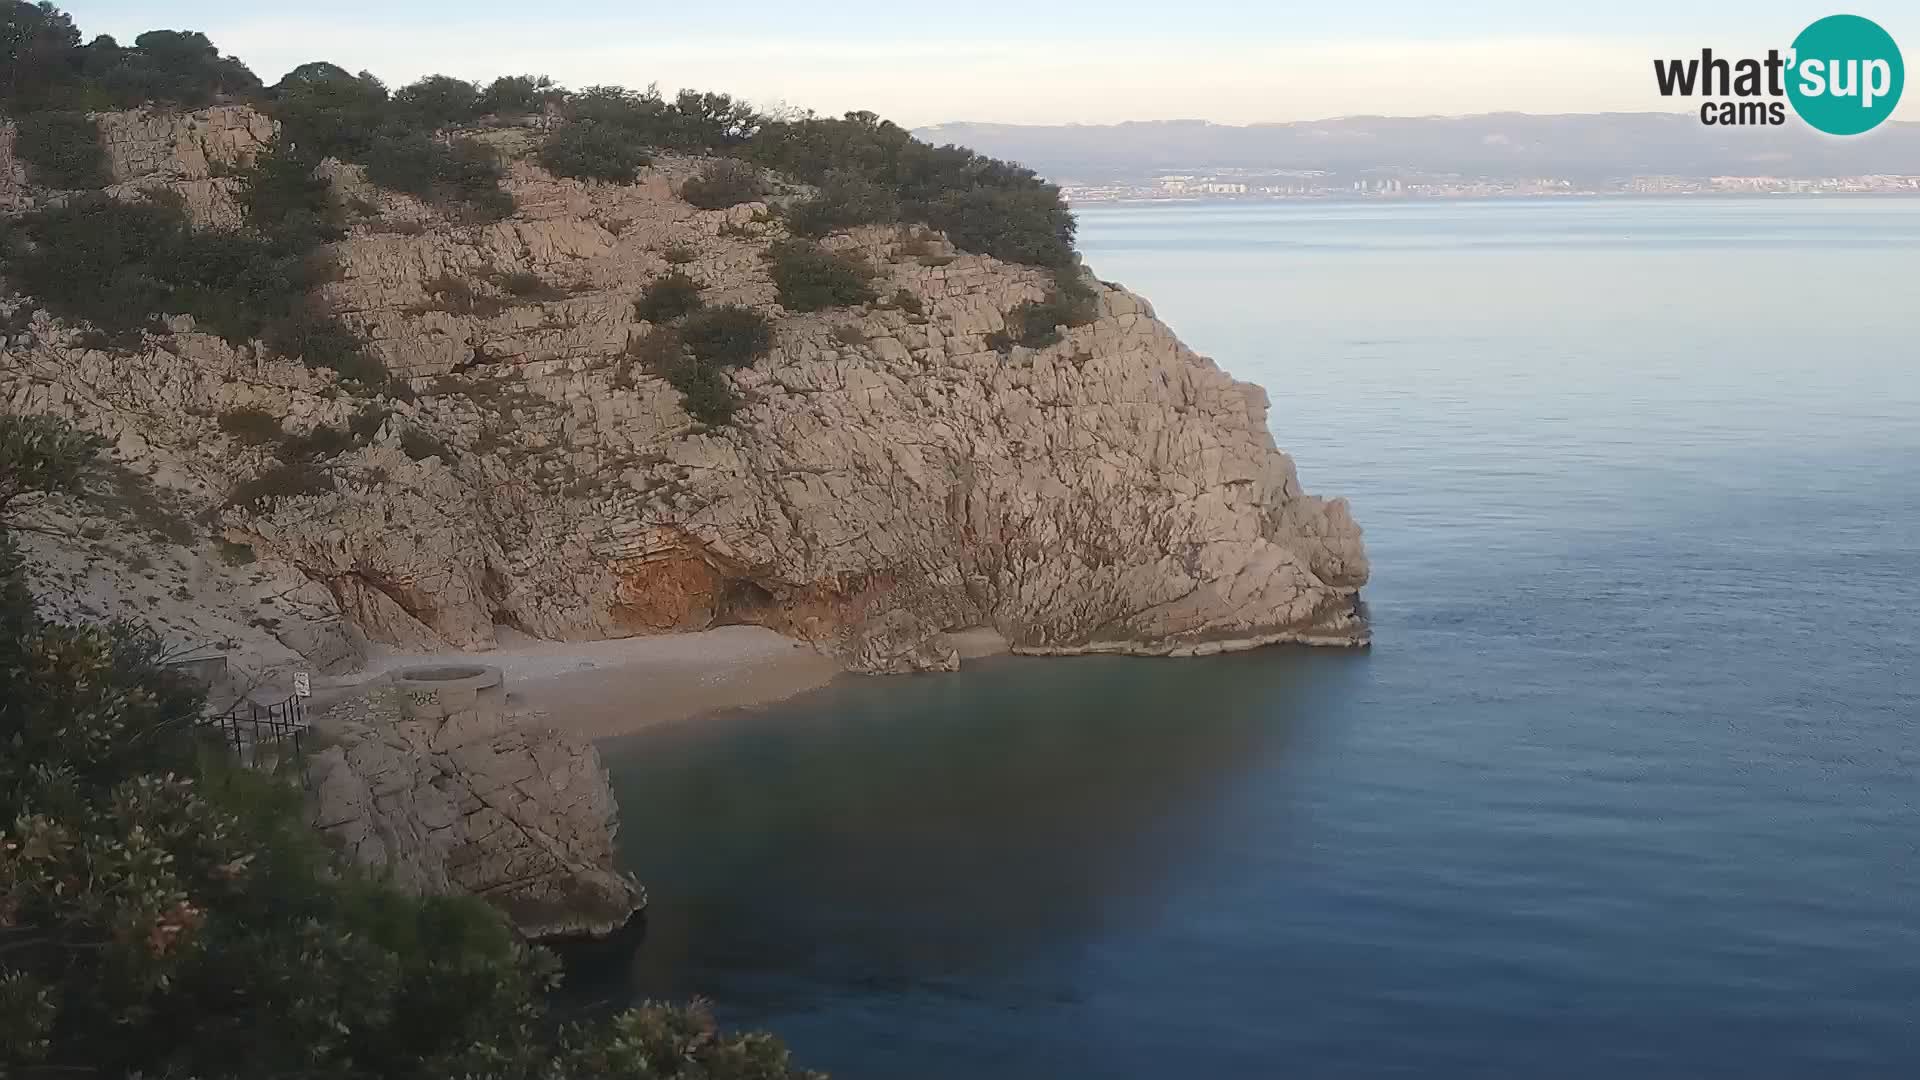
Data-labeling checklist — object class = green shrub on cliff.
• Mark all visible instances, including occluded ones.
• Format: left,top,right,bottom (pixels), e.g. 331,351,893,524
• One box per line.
924,185,1077,269
477,73,558,116
767,239,876,312
998,283,1097,351
750,110,1077,269
0,8,260,113
537,120,652,183
361,133,514,222
5,2,1080,272
393,73,483,129
634,272,705,323
92,29,262,108
268,62,391,159
680,304,773,368
0,413,822,1078
237,141,342,248
784,171,899,238
11,110,110,189
679,158,764,209
632,307,770,426
4,195,301,345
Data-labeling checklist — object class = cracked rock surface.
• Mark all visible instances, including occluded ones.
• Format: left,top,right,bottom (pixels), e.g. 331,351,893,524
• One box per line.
2,107,1369,676
305,690,644,940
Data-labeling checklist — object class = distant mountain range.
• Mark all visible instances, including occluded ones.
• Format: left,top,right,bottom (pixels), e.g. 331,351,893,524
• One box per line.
915,114,1920,184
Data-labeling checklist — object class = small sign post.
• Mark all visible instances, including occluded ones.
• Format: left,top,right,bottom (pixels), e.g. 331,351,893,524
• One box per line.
293,671,311,699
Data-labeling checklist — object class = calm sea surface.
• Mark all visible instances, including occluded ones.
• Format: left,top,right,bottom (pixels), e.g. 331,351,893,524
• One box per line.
597,199,1920,1078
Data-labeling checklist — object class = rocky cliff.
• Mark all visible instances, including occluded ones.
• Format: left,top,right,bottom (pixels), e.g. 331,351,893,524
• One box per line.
1,107,1368,678
306,673,644,940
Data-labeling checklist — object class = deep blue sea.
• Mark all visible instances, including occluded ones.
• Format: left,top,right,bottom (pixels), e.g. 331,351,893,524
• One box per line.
598,198,1920,1078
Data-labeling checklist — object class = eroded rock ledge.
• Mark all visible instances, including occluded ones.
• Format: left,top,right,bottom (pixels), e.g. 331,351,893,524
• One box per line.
1,106,1369,677
305,668,644,940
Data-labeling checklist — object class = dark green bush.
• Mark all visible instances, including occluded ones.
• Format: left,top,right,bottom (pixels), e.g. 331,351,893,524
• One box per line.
669,357,739,425
537,120,651,183
216,407,282,445
4,195,325,347
270,63,391,160
0,12,261,113
227,459,332,507
925,186,1077,269
748,110,1077,268
679,304,772,368
161,227,314,343
891,287,924,315
679,159,764,209
12,110,109,189
785,171,898,237
1003,287,1096,349
0,2,89,112
361,134,512,222
632,328,738,425
661,244,697,264
632,304,769,426
93,29,261,108
1,194,176,343
633,272,704,323
361,132,463,194
666,89,760,150
393,74,481,129
476,73,556,116
554,85,757,153
237,141,341,248
767,239,875,312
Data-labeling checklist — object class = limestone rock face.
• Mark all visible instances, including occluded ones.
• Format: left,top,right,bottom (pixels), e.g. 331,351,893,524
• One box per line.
305,686,645,940
95,105,276,182
1,106,1369,679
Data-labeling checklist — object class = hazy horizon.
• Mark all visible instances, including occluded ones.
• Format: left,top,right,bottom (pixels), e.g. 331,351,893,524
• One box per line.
71,1,1920,127
919,111,1917,130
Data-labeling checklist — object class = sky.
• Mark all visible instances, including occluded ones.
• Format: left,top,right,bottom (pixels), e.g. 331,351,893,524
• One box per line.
72,1,1920,127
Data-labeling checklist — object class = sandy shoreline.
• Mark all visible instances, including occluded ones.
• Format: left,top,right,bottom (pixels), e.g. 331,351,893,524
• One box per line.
317,625,1009,740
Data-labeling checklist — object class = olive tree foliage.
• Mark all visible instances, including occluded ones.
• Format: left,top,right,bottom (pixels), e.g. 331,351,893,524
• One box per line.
0,412,825,1080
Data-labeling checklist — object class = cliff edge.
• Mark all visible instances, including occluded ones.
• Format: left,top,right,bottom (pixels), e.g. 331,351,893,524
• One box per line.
1,107,1368,677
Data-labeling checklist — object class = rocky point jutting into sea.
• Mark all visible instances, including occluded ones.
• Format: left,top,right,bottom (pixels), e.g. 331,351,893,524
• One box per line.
2,104,1367,936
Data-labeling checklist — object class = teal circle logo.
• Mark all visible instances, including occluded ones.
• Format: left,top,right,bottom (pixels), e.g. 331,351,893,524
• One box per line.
1787,14,1904,135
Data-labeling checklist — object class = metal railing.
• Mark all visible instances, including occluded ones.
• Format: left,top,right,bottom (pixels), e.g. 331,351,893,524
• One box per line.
204,692,309,768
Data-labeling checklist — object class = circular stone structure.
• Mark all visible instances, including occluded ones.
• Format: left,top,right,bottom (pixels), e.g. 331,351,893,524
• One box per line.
393,664,501,691
392,664,505,720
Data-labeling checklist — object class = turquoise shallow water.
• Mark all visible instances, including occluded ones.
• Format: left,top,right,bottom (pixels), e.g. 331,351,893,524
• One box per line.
596,198,1920,1078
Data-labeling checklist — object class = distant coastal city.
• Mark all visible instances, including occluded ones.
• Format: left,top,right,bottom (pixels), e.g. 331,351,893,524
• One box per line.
1058,171,1920,203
